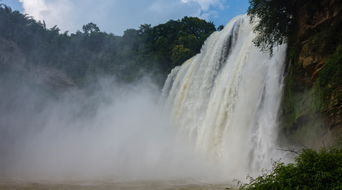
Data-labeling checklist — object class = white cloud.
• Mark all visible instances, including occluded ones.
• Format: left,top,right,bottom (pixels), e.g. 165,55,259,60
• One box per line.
18,0,225,35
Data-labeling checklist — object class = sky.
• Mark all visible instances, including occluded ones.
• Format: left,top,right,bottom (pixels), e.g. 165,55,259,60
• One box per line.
1,0,249,35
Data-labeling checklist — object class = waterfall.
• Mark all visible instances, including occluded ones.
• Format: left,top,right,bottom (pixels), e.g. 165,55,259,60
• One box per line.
162,15,287,180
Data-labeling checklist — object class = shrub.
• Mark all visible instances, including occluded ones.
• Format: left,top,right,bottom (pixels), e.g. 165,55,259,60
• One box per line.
240,148,342,190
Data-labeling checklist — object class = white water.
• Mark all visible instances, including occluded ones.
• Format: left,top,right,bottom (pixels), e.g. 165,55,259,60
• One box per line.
0,15,289,185
163,15,287,180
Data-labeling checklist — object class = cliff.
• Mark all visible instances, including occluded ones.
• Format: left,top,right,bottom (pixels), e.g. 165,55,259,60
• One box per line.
280,0,342,148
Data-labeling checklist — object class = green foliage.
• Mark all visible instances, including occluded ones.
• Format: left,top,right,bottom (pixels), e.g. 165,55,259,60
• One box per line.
171,45,192,64
247,0,295,53
240,149,342,190
0,4,215,86
82,22,100,34
147,16,216,67
318,45,342,88
315,45,342,110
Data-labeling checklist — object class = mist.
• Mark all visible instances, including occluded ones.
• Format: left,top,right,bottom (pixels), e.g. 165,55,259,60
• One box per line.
0,72,224,183
0,5,228,184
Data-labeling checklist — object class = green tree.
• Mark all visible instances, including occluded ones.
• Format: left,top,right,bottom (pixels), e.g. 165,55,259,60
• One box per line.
146,16,215,68
171,45,192,65
82,22,100,34
248,0,295,53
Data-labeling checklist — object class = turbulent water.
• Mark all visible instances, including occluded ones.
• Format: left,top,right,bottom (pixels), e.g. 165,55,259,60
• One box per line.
162,15,287,180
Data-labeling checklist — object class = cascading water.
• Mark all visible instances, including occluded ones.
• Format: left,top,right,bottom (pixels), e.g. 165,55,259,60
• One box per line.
162,15,287,180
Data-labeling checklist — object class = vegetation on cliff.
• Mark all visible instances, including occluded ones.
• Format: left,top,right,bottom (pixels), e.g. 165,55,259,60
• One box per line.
248,0,342,147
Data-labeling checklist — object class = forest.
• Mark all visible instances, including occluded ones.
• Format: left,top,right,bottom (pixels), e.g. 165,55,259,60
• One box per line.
0,4,216,86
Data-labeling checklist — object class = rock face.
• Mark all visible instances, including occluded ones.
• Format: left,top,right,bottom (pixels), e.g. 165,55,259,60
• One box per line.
280,0,342,148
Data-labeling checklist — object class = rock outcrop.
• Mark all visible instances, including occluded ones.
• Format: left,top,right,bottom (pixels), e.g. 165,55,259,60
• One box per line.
280,0,342,148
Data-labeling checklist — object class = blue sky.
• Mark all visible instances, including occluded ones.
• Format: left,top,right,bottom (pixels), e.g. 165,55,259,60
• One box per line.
1,0,249,35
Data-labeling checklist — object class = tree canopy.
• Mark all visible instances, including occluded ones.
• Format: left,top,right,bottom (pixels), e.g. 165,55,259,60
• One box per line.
247,0,295,53
0,3,216,86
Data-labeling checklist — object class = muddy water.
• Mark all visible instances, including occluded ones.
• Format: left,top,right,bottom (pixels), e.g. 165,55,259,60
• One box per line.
0,181,235,190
